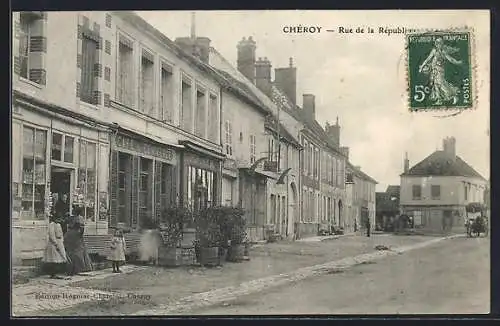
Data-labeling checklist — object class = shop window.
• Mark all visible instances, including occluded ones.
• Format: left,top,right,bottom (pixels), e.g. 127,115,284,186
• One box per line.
187,166,215,212
140,51,155,115
64,136,74,163
78,140,97,222
80,33,98,105
160,63,174,123
118,152,131,225
117,38,134,107
51,132,62,161
21,126,47,220
139,157,152,223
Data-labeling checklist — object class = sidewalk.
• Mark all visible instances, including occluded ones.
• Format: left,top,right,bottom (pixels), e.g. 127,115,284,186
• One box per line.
12,234,453,316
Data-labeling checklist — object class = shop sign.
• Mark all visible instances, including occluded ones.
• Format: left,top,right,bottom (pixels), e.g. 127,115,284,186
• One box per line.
115,134,176,163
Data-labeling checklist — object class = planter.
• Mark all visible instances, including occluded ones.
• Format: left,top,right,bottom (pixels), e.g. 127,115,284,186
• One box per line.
181,228,196,248
198,247,220,266
158,247,183,267
227,244,244,262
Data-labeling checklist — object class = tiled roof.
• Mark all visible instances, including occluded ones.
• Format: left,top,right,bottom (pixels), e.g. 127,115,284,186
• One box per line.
386,185,400,196
402,150,486,180
347,161,378,184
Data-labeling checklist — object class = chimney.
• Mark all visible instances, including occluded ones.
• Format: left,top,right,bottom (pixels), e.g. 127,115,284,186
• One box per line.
274,57,297,105
237,36,257,83
404,152,409,173
443,136,456,159
255,57,272,96
325,117,341,148
174,13,211,64
340,146,349,160
302,94,316,121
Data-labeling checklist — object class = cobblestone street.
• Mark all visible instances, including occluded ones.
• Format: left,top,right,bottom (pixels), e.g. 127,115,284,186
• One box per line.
12,234,458,316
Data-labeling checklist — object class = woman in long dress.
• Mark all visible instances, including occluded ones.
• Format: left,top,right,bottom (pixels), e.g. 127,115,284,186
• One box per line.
418,37,463,105
64,206,93,275
42,214,68,279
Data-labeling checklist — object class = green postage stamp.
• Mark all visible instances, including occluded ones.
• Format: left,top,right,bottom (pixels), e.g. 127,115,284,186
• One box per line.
406,30,474,111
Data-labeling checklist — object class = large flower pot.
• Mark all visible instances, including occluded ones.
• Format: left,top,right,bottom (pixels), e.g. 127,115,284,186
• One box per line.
158,247,182,267
198,247,220,266
227,244,244,262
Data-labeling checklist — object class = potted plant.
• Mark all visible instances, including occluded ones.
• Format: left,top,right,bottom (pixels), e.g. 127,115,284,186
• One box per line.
226,207,247,262
195,207,223,266
157,206,191,267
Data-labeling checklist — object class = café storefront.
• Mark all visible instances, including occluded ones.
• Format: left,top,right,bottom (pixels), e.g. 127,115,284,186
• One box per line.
109,128,178,230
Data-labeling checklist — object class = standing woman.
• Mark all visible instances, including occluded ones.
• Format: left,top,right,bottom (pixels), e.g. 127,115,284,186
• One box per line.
64,205,93,275
43,213,68,279
108,229,126,273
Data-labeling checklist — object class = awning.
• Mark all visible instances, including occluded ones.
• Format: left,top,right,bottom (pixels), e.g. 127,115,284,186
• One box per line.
179,140,226,160
114,124,184,149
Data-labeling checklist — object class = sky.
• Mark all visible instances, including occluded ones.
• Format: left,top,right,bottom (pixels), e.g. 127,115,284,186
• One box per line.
137,10,490,192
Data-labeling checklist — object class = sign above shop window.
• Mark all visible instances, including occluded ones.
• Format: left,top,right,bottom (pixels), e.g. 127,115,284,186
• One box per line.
114,133,176,163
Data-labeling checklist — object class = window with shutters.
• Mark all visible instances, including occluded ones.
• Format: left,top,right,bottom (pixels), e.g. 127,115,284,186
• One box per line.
195,87,207,138
139,51,155,116
80,35,98,104
208,94,219,143
18,12,45,84
249,135,256,164
117,37,134,107
225,120,233,156
160,62,174,123
181,76,193,131
20,126,47,220
78,140,97,222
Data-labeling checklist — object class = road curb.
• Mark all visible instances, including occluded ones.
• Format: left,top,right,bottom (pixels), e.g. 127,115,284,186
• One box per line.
135,234,462,315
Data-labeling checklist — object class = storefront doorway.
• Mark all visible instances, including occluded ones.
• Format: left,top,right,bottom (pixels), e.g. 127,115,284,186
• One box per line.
50,166,72,220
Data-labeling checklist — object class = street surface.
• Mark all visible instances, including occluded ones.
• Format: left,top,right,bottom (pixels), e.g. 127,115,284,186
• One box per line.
13,234,488,316
187,236,490,315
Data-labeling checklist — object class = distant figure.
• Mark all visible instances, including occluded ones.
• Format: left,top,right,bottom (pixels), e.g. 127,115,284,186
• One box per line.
354,219,358,233
366,219,371,237
108,229,126,273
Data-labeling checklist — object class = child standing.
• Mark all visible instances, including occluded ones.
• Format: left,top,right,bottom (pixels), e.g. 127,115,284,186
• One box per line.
108,229,126,273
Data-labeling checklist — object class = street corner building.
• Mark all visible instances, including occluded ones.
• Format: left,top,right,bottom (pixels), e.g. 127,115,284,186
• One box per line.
399,137,488,235
11,11,225,265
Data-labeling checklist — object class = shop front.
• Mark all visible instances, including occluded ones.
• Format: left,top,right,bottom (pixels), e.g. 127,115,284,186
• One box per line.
179,141,224,213
109,128,178,230
12,95,110,263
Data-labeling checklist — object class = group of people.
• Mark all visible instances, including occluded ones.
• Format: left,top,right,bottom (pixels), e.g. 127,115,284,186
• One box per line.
42,193,127,279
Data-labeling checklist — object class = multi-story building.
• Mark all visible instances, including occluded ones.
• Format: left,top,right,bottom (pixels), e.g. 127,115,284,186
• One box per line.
12,11,226,264
400,137,487,234
345,163,377,233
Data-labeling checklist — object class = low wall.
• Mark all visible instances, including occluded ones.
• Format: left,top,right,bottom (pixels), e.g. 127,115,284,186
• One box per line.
296,223,319,239
12,225,48,265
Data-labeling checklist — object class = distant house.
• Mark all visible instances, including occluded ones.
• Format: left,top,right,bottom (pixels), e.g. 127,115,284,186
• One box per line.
375,185,400,231
400,137,487,234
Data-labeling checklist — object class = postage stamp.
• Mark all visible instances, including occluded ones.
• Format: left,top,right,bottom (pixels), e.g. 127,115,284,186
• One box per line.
406,29,474,111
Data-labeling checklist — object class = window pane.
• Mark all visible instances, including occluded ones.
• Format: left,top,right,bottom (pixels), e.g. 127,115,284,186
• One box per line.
23,127,34,158
64,136,74,163
81,36,98,104
51,133,62,161
79,140,87,168
86,142,96,170
19,14,30,79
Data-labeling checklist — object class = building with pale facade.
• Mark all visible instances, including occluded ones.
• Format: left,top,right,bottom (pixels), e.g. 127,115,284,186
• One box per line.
400,137,487,234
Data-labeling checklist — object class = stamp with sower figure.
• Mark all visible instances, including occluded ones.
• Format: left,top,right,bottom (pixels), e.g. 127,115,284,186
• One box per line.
406,30,474,111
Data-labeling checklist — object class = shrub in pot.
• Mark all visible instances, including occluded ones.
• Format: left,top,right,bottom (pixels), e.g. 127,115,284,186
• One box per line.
195,207,223,266
225,207,247,262
157,206,191,267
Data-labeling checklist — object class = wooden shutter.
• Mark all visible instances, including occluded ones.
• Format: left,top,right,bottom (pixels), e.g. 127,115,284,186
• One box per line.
154,160,162,223
131,155,139,227
109,150,119,227
171,165,177,206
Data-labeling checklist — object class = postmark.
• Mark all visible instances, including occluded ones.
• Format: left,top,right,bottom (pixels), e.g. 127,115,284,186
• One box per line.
406,28,475,112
